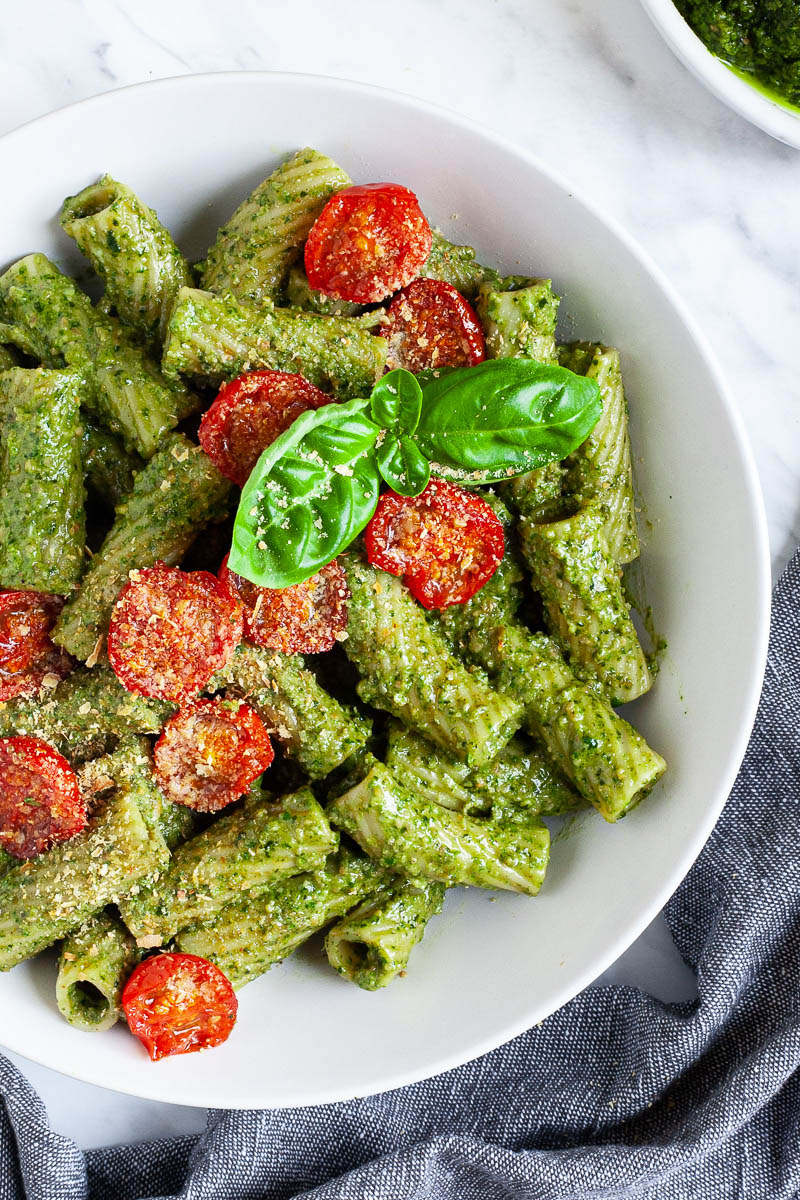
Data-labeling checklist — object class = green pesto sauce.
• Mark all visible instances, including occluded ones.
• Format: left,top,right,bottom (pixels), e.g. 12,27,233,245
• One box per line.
675,0,800,108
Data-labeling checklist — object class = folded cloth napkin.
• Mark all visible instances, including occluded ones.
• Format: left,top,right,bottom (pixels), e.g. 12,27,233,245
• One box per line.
2,549,798,1200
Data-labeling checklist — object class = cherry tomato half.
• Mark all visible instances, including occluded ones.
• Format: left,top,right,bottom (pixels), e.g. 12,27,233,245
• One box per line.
0,736,85,860
154,698,274,813
122,953,238,1061
108,565,243,703
218,555,349,655
304,183,432,304
198,370,331,487
381,279,485,373
0,591,73,701
365,480,505,610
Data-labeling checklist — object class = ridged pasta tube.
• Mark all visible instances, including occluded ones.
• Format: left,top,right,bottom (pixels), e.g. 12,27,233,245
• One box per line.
385,722,584,820
0,254,195,456
0,779,169,970
560,343,639,564
212,643,371,779
53,433,232,662
501,460,565,523
0,668,172,763
475,277,559,364
55,910,138,1032
119,788,338,944
325,877,445,990
438,553,665,822
176,849,384,989
328,761,550,895
162,286,386,400
0,368,85,595
419,231,501,299
60,175,193,346
202,148,352,304
519,504,652,704
343,555,522,768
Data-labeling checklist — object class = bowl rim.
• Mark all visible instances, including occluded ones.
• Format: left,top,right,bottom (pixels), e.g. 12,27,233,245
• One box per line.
639,0,800,148
0,70,772,1107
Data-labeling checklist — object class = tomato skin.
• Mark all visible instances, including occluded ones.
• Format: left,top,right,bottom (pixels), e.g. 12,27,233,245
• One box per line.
198,371,330,487
218,555,349,655
108,565,243,704
304,183,432,304
381,279,485,373
122,953,238,1062
0,590,74,701
154,697,274,813
0,735,85,860
365,481,505,610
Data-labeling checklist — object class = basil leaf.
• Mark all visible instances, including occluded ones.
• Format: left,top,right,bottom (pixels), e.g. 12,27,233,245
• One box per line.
415,359,602,483
376,433,431,497
370,369,422,435
230,398,382,589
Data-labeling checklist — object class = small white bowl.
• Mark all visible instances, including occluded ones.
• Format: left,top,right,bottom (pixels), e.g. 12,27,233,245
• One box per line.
0,73,770,1108
641,0,800,147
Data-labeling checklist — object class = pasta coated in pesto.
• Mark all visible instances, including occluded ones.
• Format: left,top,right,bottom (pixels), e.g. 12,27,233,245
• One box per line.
343,554,522,768
53,433,232,662
56,910,139,1032
202,148,352,304
162,286,386,400
61,175,193,347
119,788,337,944
325,877,446,990
211,642,371,779
0,368,86,595
0,254,196,457
519,503,652,705
328,760,550,895
0,147,669,1041
176,848,385,989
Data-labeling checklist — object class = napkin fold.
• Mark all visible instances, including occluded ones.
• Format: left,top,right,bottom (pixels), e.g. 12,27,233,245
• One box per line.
1,550,798,1200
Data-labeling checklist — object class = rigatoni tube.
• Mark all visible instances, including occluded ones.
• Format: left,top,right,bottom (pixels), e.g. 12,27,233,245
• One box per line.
0,667,172,764
55,910,139,1032
475,277,559,364
0,782,169,971
518,503,651,705
53,433,232,662
325,877,445,990
0,254,194,457
202,147,352,304
560,343,639,564
0,367,85,595
496,625,665,822
176,849,384,989
162,286,386,401
328,761,550,895
212,643,371,780
119,788,338,944
60,175,193,346
342,555,522,768
385,722,584,820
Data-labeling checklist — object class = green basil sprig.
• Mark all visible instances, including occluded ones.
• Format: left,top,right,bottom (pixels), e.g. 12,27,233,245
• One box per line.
229,359,601,590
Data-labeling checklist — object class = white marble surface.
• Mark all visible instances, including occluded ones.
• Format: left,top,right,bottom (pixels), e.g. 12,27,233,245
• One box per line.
1,0,798,1153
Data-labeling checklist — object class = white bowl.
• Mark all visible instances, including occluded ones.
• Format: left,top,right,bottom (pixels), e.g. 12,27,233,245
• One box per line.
641,0,800,147
0,73,770,1108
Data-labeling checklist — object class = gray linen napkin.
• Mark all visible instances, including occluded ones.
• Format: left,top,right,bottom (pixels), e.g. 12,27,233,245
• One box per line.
1,549,798,1200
